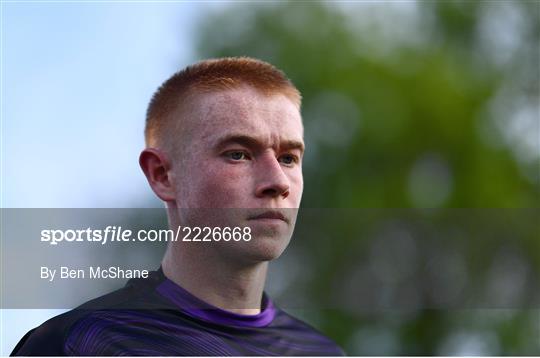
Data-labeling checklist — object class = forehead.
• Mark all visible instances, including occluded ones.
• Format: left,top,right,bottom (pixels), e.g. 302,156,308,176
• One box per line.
184,86,303,147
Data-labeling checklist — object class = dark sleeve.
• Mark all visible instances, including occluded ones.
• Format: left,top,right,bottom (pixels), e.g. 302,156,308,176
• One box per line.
10,324,66,356
9,309,90,356
10,328,36,356
11,274,161,356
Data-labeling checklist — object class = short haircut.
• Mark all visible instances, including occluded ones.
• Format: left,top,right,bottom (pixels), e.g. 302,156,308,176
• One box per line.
144,57,302,149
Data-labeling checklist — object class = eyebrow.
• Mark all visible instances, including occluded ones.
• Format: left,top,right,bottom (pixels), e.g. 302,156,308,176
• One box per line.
214,134,305,154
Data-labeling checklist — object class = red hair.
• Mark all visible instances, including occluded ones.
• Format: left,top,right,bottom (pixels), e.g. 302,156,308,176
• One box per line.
145,57,302,148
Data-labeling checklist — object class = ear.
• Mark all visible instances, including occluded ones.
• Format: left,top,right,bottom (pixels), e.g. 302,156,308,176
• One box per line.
139,148,176,202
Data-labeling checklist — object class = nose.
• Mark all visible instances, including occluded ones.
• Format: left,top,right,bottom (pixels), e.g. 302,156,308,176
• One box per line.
255,154,290,199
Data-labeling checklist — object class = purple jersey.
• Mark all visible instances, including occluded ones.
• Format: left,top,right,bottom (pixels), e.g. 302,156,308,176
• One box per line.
11,267,345,356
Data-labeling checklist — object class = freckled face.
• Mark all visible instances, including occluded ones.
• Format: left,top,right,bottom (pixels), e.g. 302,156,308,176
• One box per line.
169,86,304,263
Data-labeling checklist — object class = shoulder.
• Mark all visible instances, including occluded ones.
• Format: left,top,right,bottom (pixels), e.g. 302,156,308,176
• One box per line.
11,274,165,356
271,309,347,356
10,308,90,356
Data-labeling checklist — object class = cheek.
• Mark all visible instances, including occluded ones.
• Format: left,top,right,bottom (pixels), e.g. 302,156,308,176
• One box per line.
289,167,303,188
183,161,250,208
289,171,304,203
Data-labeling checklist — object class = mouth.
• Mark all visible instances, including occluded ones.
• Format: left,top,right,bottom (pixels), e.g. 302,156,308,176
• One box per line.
247,210,289,224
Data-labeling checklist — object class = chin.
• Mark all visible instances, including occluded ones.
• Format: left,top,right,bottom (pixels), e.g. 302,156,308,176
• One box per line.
245,237,289,262
220,234,291,265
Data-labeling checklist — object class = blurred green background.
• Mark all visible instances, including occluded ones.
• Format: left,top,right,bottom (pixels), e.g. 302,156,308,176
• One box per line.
197,1,539,209
191,1,540,355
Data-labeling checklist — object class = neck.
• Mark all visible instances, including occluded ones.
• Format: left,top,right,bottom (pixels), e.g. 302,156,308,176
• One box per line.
161,243,269,315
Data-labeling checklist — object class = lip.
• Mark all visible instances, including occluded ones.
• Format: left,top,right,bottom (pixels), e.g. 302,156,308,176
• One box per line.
247,210,289,224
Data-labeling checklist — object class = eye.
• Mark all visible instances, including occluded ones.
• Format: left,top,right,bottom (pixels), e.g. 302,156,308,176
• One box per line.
225,151,249,161
279,154,298,165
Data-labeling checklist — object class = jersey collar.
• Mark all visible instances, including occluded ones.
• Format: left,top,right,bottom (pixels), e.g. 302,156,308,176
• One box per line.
155,267,276,328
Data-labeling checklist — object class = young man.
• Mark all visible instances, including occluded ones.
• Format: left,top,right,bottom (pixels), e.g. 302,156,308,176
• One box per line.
12,57,345,356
